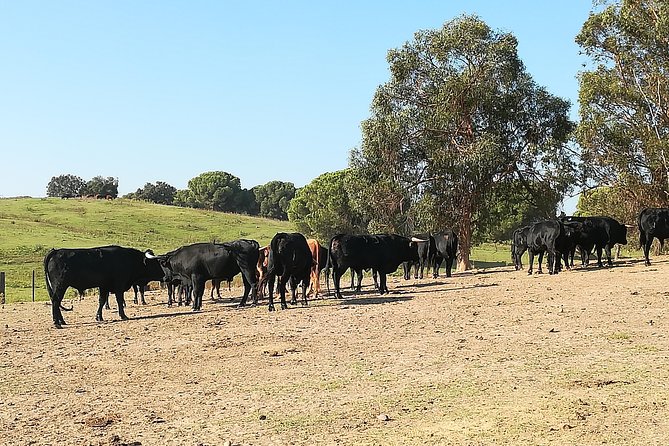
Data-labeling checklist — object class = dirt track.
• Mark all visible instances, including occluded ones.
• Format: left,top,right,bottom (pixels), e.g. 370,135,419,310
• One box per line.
2,257,669,445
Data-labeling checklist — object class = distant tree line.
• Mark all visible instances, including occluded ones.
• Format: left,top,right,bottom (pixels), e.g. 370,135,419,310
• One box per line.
45,171,296,221
46,175,119,199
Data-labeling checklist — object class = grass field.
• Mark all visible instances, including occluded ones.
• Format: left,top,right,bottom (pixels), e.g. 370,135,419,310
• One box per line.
0,197,292,303
0,197,645,304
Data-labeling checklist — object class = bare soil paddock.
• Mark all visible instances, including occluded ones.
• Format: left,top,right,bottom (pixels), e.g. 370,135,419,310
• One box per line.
2,257,669,445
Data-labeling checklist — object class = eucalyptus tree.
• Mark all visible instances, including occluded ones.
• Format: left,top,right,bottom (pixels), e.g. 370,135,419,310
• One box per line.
576,0,669,214
349,15,575,269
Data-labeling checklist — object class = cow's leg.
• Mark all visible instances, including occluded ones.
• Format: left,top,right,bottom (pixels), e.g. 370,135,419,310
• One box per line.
333,268,343,299
402,262,410,280
192,278,205,311
115,291,129,320
50,284,67,328
418,260,424,279
604,244,613,266
433,259,441,278
549,249,559,275
595,246,604,267
96,290,109,322
267,273,276,311
167,283,174,307
290,276,298,305
238,276,250,307
314,271,321,298
537,251,545,274
446,257,454,278
644,237,653,266
301,276,310,306
354,269,363,292
378,273,388,294
279,275,289,310
527,250,535,275
134,285,147,305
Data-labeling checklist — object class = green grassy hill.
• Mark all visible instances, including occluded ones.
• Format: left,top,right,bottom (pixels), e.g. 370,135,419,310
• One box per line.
0,197,293,303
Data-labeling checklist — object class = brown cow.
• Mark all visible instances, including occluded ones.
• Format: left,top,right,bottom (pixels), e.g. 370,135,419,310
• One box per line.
256,245,270,298
306,239,321,298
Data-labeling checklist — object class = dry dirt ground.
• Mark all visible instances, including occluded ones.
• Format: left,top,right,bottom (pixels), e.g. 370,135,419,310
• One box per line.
2,256,669,446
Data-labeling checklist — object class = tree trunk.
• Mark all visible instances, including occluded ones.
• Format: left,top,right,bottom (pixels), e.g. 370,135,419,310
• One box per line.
457,207,473,271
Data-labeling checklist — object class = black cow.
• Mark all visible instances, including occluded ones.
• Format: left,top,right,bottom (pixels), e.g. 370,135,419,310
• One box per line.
131,257,166,305
44,245,157,328
328,234,422,299
511,226,530,270
560,215,628,267
167,278,192,307
638,208,669,266
526,220,572,275
433,230,458,278
145,240,259,311
402,234,435,280
266,232,313,311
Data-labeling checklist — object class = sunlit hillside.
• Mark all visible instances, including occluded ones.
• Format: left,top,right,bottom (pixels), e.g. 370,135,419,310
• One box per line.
0,197,293,303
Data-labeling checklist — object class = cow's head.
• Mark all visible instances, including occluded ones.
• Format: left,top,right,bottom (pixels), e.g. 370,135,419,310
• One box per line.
145,250,173,278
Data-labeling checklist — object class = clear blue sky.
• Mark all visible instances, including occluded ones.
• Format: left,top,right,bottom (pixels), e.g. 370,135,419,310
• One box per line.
0,0,593,211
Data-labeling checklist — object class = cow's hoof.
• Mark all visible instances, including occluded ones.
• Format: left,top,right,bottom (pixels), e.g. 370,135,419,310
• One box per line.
54,323,63,329
95,316,103,322
268,306,275,312
120,315,129,321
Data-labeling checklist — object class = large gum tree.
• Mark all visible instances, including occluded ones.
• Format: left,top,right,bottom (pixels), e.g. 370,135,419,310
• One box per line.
349,15,576,270
576,0,669,217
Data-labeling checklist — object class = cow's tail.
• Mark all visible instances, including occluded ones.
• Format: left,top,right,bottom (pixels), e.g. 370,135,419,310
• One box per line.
43,249,73,311
325,237,335,296
638,209,647,249
43,249,55,303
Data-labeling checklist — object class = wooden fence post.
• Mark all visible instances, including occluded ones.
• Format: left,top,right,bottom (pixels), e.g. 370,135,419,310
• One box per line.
0,271,5,304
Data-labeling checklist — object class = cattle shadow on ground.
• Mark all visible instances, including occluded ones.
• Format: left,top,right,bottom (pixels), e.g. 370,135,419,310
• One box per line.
404,282,499,295
130,310,202,322
561,259,645,274
471,261,511,269
396,280,443,289
337,295,414,306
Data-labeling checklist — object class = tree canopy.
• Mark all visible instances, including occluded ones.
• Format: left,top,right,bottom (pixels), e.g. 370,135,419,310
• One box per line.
348,15,576,269
46,174,86,198
576,0,669,217
287,170,366,243
253,181,296,220
83,176,119,198
176,171,245,212
125,181,177,205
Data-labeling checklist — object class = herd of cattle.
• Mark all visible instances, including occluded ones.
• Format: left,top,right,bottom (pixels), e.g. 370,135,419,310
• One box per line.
42,208,669,328
43,230,458,328
512,208,669,275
